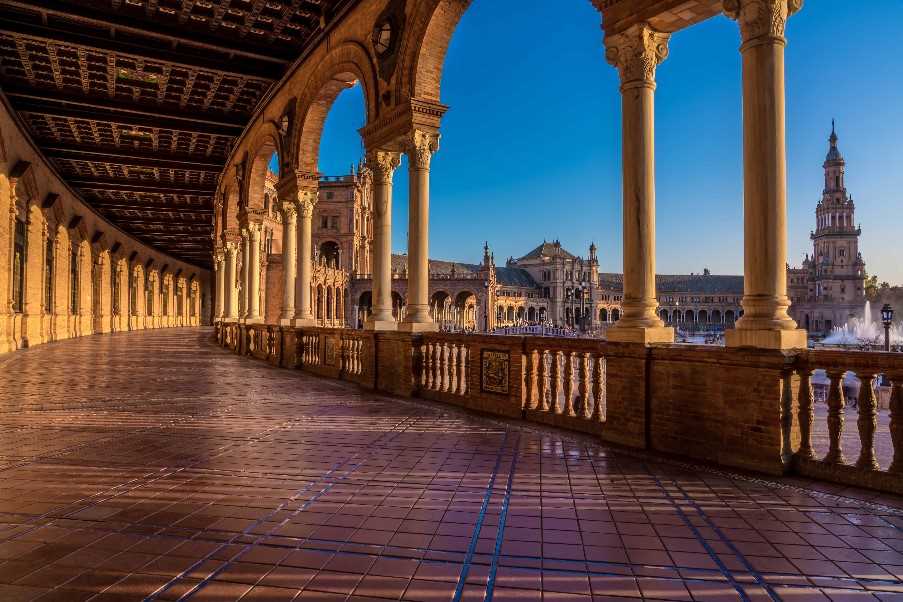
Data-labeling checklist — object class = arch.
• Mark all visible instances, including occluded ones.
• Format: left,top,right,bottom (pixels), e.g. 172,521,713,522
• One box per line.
319,241,341,268
599,308,608,323
506,306,515,323
516,306,525,321
725,309,736,325
611,308,620,322
538,307,547,322
404,1,473,103
316,284,324,320
711,309,722,324
244,133,279,213
684,309,695,323
294,43,379,174
326,286,334,320
698,310,708,325
391,291,405,321
527,307,536,322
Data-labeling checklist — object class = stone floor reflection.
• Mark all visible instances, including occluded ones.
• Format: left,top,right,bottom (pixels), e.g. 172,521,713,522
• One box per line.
0,328,902,601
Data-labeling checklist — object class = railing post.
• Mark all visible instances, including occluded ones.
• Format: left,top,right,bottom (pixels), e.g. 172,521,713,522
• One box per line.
592,354,605,422
855,372,879,471
578,352,589,419
563,352,575,416
889,372,903,474
796,364,815,459
539,351,550,411
525,349,537,410
551,351,562,415
781,368,793,462
824,368,846,465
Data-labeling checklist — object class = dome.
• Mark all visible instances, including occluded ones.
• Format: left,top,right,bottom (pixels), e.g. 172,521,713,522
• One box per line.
825,120,844,163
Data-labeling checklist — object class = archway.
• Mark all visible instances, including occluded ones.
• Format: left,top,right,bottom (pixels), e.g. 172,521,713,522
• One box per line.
611,308,620,322
319,241,341,268
599,308,608,323
454,290,477,330
357,291,372,328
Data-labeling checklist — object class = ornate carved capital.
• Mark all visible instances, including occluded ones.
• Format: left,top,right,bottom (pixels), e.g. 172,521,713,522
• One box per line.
297,190,316,218
723,0,802,44
366,150,401,184
281,201,298,223
604,23,670,86
408,130,440,170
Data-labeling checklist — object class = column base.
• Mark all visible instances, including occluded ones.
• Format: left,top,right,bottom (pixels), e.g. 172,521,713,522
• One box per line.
398,321,439,333
292,317,317,328
279,318,295,326
365,319,398,332
244,317,264,325
606,325,674,344
725,328,808,350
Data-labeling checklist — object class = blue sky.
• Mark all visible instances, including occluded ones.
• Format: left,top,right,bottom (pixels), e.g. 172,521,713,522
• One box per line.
313,0,903,284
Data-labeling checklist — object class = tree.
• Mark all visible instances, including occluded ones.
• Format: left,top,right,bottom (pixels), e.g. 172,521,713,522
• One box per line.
864,274,879,300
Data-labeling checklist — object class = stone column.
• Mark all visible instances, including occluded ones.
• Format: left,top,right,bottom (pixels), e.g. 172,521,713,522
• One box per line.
248,224,262,322
293,191,316,326
605,23,673,344
225,242,239,320
366,150,401,330
724,0,807,349
401,131,440,332
214,250,225,320
239,229,250,320
280,202,297,324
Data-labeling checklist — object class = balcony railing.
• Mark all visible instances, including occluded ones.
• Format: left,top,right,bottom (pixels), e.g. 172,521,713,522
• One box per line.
216,322,903,496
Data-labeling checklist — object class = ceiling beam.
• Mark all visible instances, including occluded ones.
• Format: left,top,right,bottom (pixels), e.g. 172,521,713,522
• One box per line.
2,0,293,65
15,97,243,137
0,16,281,80
118,221,211,228
90,202,214,213
47,147,223,172
70,178,217,194
7,86,247,130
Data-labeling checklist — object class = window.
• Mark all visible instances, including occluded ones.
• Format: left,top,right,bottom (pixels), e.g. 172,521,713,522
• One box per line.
70,247,79,314
12,219,26,313
44,238,54,312
146,280,154,315
835,175,840,188
329,216,339,230
112,264,120,315
326,191,334,200
321,216,328,229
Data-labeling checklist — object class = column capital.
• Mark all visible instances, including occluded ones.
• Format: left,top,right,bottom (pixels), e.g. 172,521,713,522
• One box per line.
281,201,298,222
723,0,803,45
604,23,670,87
366,150,402,184
407,130,440,170
297,190,316,218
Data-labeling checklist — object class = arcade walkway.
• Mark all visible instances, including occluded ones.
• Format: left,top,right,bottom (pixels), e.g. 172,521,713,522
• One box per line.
0,330,902,602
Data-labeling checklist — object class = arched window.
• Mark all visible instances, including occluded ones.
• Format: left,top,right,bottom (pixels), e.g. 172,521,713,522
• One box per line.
12,219,26,313
44,237,54,312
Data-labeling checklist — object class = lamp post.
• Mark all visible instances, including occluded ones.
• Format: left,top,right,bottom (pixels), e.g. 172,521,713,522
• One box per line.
881,304,894,352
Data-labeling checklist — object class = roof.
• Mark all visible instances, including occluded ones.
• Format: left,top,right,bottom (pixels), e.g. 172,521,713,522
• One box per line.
391,254,482,277
599,273,744,294
517,240,576,261
825,121,844,163
495,267,537,288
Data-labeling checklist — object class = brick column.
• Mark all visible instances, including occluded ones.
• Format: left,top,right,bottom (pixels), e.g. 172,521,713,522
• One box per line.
604,23,674,344
724,0,807,350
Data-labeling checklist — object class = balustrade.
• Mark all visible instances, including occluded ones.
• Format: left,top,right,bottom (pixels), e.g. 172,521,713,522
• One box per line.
217,324,903,496
524,340,606,425
421,337,469,396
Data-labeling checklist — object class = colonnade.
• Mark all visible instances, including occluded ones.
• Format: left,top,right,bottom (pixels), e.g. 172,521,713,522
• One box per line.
0,203,201,352
603,0,806,349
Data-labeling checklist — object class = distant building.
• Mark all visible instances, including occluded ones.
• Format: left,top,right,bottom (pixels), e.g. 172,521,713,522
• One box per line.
788,123,867,334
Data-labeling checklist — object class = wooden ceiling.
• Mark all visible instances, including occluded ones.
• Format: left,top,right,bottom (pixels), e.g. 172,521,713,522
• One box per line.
0,0,353,269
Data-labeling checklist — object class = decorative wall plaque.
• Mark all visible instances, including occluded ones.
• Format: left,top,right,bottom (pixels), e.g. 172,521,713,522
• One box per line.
324,336,336,366
481,349,510,394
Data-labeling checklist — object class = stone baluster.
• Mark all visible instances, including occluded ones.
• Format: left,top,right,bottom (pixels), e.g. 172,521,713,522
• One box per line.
856,372,879,470
425,342,434,390
888,372,902,474
539,351,550,411
420,343,428,387
563,352,575,416
551,351,562,414
525,350,537,410
824,368,846,464
441,343,450,392
458,346,467,395
796,366,815,459
592,355,605,422
578,353,590,419
449,344,458,395
781,368,794,461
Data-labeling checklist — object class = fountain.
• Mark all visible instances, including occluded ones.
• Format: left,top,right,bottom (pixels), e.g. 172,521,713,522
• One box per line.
820,301,903,346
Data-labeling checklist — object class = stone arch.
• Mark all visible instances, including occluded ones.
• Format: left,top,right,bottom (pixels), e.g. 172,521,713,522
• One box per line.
293,42,378,174
611,308,620,322
402,0,474,103
599,308,608,323
245,133,279,213
698,309,709,324
527,307,536,322
685,309,695,323
319,240,341,268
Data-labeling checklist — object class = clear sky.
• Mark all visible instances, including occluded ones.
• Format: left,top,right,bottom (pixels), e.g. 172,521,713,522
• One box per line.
314,0,903,284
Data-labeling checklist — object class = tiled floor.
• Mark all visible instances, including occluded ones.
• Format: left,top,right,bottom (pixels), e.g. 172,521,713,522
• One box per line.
0,329,902,602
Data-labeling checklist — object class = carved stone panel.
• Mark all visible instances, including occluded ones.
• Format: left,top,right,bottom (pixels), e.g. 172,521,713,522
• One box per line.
481,349,510,395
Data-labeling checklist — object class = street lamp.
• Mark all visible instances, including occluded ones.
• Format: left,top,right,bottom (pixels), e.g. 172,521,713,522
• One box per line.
881,304,894,352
